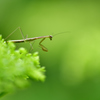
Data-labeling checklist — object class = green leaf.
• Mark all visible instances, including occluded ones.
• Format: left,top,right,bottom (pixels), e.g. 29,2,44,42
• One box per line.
0,35,46,97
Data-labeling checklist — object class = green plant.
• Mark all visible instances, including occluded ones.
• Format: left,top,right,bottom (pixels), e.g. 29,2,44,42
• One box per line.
0,35,46,97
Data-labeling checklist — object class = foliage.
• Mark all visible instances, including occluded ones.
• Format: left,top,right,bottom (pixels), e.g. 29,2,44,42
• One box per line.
0,35,46,97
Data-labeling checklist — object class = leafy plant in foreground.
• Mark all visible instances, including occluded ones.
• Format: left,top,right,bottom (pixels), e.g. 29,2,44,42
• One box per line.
0,35,46,97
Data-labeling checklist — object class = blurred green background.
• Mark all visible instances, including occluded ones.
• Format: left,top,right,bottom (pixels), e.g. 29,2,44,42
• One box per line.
1,0,100,100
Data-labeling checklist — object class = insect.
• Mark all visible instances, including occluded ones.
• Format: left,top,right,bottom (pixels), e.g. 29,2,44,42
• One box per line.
5,27,68,52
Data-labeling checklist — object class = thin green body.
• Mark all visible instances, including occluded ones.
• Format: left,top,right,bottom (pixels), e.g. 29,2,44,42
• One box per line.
7,35,52,43
7,35,52,52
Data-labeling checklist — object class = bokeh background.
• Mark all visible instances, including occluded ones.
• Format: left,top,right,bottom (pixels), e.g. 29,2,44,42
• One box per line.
0,0,100,100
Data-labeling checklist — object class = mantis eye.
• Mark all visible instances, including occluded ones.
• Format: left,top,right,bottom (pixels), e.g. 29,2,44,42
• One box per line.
49,35,52,40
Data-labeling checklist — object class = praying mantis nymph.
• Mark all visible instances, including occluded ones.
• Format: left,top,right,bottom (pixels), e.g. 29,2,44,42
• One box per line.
5,27,68,52
8,35,52,52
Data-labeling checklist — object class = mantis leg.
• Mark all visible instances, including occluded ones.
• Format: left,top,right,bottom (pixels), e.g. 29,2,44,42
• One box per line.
39,38,48,52
5,27,25,41
29,41,35,52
